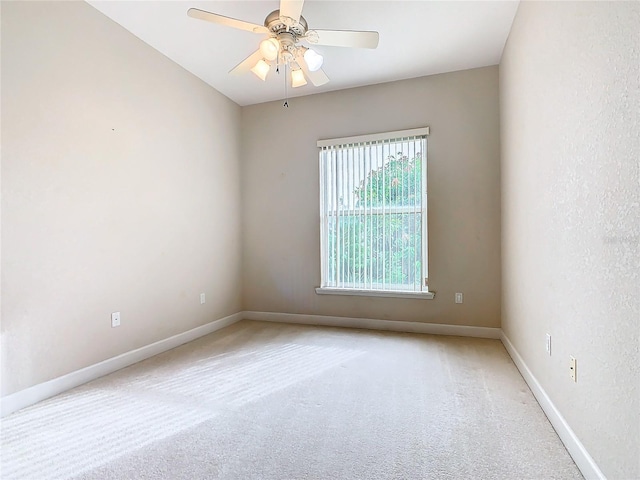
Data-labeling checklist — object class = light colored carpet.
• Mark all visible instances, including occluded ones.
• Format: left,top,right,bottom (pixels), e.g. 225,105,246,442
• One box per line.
1,320,582,479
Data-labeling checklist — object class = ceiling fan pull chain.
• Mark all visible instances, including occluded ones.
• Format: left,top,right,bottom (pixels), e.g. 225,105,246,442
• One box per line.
283,62,289,108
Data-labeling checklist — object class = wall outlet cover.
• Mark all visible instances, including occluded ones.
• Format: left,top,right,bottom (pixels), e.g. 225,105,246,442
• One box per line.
546,333,551,355
570,355,577,382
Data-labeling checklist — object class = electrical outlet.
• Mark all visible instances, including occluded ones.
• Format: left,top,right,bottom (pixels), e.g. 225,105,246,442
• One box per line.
546,334,551,356
455,292,463,304
200,293,206,305
111,312,121,328
570,355,577,382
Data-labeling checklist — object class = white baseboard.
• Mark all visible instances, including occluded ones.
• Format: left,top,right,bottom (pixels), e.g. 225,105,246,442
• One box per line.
243,311,501,339
1,312,244,418
500,332,605,480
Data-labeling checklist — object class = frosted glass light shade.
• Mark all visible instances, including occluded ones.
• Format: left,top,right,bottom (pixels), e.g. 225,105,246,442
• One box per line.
303,48,323,72
259,38,279,61
291,69,307,88
251,59,270,81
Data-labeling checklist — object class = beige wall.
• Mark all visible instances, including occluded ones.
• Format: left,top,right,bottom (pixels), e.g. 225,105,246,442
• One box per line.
500,2,639,478
1,2,243,396
3,1,638,475
241,67,501,327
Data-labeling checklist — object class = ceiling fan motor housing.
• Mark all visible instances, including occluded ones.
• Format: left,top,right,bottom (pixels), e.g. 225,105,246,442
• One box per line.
265,10,308,37
264,10,309,65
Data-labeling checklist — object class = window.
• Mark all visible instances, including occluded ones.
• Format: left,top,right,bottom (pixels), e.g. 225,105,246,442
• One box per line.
316,128,433,299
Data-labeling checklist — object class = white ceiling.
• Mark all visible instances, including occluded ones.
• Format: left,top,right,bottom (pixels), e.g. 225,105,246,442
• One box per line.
88,1,519,106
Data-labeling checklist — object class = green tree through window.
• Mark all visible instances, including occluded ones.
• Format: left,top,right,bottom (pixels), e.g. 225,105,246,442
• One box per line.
327,151,423,289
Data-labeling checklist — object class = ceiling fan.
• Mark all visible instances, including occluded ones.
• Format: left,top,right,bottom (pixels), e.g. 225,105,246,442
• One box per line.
187,0,379,89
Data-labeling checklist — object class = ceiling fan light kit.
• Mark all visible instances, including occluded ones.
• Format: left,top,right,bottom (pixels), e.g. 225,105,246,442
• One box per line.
259,38,280,62
187,0,379,96
291,68,308,88
303,48,323,72
250,59,271,82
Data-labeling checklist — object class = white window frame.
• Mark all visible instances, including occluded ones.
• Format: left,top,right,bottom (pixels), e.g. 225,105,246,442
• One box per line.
315,127,434,299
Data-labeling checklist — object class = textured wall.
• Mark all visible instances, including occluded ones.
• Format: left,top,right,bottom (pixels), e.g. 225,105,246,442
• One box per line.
500,2,640,478
1,2,243,396
241,67,501,327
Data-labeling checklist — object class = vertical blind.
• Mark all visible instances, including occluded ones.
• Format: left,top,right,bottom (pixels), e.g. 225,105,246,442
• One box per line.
318,128,429,292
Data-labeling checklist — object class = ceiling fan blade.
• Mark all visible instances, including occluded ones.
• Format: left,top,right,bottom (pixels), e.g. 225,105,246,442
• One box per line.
297,61,329,87
308,29,379,49
305,67,330,87
230,49,264,75
187,8,269,34
279,0,305,22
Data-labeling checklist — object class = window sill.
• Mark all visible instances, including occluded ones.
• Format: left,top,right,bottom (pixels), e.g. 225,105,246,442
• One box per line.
315,287,435,300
